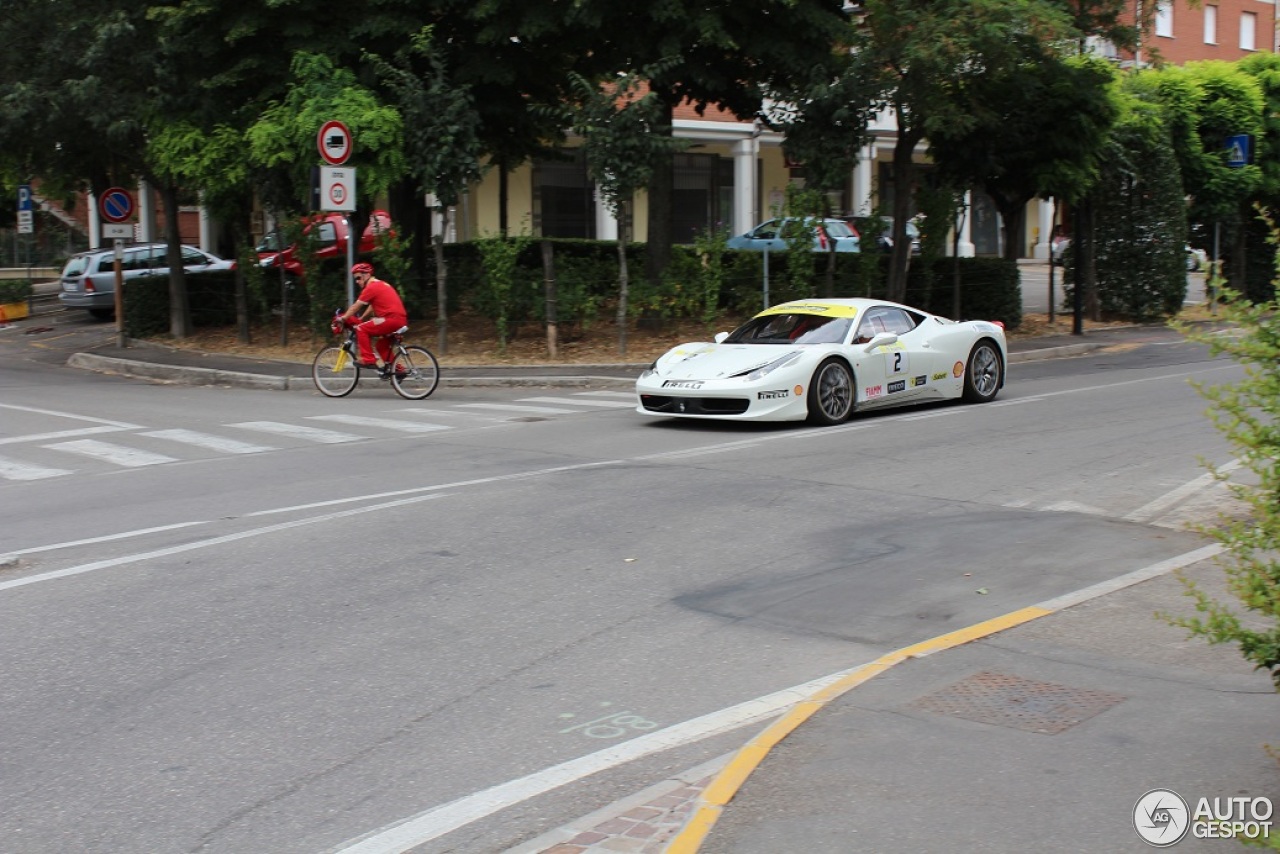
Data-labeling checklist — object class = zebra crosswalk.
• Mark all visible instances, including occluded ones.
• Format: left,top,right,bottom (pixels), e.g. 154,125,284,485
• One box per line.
0,391,636,481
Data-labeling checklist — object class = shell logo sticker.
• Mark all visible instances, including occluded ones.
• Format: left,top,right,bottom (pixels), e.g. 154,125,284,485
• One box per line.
953,361,964,378
794,385,803,396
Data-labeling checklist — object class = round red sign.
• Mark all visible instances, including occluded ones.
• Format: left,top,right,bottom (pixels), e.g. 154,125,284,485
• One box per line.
318,121,352,166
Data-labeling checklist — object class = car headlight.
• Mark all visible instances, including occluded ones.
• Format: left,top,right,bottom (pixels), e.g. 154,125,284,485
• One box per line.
733,351,801,381
639,360,657,379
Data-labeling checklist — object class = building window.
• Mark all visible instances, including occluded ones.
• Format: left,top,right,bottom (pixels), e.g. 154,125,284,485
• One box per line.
1241,11,1257,50
670,153,734,245
532,150,595,239
1204,5,1217,45
1155,1,1173,38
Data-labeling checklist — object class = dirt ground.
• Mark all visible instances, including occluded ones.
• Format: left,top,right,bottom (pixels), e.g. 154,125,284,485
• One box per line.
149,309,1170,368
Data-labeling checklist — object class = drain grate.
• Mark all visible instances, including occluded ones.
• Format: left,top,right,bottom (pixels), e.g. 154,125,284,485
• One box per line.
910,671,1126,735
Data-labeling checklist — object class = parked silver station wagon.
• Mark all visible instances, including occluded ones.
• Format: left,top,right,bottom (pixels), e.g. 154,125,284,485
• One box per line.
59,243,234,319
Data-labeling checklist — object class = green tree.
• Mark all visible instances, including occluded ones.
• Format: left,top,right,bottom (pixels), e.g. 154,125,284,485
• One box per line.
928,55,1118,262
554,0,851,288
563,70,687,355
847,0,1075,301
366,28,485,356
1138,62,1263,296
1166,273,1280,691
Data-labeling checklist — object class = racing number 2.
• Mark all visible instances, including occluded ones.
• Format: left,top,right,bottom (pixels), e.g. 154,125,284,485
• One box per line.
886,350,908,374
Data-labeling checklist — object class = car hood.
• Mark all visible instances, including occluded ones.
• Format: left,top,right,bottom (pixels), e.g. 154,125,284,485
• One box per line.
651,343,812,380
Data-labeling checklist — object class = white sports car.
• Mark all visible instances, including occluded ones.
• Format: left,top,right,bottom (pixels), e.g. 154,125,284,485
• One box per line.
636,298,1007,425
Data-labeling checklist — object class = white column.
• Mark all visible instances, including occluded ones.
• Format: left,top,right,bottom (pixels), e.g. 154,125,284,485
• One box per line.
1032,198,1054,260
198,196,214,252
851,143,875,215
594,187,619,241
137,179,157,243
732,137,758,234
88,193,101,249
955,192,975,258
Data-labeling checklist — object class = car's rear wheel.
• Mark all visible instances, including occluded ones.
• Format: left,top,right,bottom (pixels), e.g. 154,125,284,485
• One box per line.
962,340,1002,403
807,358,854,425
88,308,114,320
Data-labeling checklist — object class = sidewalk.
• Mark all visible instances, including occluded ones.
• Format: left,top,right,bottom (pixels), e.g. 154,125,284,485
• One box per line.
56,323,1120,391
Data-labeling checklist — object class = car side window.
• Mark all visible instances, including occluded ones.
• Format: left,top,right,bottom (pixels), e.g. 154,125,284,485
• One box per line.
315,222,338,247
181,247,206,265
752,221,778,240
853,309,890,344
880,308,918,336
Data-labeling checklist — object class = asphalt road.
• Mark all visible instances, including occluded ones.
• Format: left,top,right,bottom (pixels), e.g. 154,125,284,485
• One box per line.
0,307,1239,853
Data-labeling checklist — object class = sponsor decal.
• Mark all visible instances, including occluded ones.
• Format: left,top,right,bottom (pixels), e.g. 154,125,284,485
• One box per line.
911,375,927,387
887,379,906,394
931,372,948,381
793,385,803,396
952,361,964,378
865,385,883,398
663,380,704,389
757,389,789,400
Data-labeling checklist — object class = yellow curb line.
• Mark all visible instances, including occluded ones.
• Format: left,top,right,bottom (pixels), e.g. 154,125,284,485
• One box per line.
665,605,1053,854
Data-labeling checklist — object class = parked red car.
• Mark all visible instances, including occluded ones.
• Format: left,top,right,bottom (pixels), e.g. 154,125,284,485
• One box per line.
257,210,393,279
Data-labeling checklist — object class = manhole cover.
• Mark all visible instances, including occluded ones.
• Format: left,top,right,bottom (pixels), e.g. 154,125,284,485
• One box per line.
910,671,1125,735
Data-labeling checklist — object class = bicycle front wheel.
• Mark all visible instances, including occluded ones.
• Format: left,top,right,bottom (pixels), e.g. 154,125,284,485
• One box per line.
390,346,440,400
312,345,360,397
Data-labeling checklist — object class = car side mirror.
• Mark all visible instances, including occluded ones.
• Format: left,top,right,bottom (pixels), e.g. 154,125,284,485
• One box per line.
863,332,898,351
714,332,729,343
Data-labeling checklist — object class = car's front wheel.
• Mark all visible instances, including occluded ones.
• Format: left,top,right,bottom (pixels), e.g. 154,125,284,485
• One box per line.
962,340,1003,403
807,358,854,425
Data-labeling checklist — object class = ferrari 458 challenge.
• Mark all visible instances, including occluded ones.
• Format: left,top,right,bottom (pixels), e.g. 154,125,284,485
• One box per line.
635,298,1007,425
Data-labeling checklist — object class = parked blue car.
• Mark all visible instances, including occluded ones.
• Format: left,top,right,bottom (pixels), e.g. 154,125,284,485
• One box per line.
726,218,861,253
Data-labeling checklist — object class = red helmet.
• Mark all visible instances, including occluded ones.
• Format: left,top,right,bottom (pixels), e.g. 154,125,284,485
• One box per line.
351,262,373,275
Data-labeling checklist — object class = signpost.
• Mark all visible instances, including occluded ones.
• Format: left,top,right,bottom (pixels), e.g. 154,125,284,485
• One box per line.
17,185,33,235
317,121,358,302
99,188,136,348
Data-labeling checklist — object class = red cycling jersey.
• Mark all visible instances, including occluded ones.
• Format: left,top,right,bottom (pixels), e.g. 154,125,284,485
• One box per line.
357,277,407,318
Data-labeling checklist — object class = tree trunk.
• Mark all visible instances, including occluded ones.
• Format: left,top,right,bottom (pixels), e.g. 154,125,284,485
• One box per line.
644,99,675,289
435,207,449,356
887,127,922,303
159,182,190,339
617,200,630,356
542,240,558,359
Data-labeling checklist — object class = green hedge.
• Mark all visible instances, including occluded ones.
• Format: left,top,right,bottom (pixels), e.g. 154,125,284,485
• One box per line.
0,279,33,303
126,244,1023,339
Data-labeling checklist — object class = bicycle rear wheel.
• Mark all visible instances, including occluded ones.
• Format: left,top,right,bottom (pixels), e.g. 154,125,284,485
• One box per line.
312,345,360,397
390,345,440,400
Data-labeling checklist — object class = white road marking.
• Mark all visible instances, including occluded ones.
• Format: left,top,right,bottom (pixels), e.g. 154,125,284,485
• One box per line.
1124,459,1242,523
0,455,72,481
4,522,214,556
331,670,855,854
454,403,577,415
42,439,177,467
0,402,141,428
141,429,276,454
0,494,444,593
229,421,363,444
574,391,637,398
518,397,633,408
308,414,451,433
0,425,135,446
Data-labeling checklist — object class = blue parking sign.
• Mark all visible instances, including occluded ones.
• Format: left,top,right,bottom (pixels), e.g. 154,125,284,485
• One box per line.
18,184,32,211
1226,134,1251,168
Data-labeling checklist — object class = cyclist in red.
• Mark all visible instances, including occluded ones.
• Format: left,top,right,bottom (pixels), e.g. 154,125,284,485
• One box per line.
337,262,408,370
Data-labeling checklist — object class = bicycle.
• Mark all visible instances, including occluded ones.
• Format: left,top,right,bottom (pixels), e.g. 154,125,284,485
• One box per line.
312,311,440,400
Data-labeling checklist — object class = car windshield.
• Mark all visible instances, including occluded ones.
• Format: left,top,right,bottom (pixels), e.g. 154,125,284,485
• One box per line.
256,231,284,253
723,313,853,345
62,256,90,276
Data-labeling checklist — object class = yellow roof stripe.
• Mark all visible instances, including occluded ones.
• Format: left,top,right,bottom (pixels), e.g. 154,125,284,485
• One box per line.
756,301,860,318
